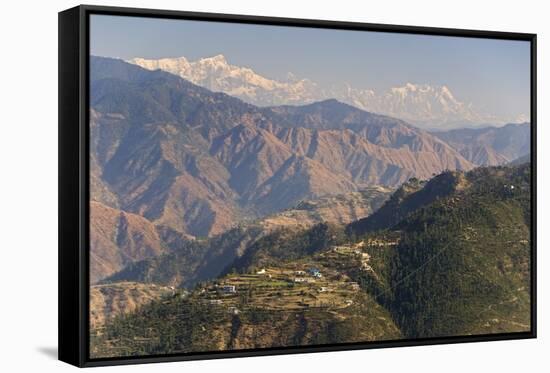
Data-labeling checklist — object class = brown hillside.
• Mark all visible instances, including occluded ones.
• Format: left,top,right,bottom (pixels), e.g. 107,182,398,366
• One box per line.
90,201,166,283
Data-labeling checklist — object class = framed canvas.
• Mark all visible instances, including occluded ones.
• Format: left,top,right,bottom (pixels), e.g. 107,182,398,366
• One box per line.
58,5,537,367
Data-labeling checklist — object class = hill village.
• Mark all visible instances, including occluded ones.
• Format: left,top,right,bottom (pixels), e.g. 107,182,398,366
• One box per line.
190,237,400,314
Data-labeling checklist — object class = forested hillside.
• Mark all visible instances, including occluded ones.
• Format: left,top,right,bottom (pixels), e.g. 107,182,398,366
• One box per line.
91,164,532,357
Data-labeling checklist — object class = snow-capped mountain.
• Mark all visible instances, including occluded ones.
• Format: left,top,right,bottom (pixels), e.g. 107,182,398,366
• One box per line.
345,83,492,129
129,54,323,106
128,54,524,129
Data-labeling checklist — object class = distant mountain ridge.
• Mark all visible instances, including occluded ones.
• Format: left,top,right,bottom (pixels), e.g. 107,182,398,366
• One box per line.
128,54,525,129
90,56,474,243
433,123,530,166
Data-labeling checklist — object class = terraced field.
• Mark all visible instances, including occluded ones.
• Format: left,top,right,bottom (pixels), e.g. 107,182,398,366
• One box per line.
200,266,359,311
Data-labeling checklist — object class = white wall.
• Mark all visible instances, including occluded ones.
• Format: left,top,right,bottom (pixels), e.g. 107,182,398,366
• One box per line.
0,0,547,371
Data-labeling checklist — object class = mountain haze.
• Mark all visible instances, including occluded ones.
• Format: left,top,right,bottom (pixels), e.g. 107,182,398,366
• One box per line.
433,123,530,166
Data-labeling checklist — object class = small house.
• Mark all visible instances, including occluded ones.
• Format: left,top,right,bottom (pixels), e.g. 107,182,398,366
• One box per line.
308,268,322,278
221,285,236,294
256,268,266,275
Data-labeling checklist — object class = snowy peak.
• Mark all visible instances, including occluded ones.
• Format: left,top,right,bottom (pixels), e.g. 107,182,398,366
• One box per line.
367,83,481,126
128,54,319,105
203,53,227,64
391,83,453,98
130,55,190,68
128,55,525,130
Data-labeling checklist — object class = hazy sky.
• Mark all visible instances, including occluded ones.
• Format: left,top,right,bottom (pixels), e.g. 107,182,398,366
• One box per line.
90,15,531,120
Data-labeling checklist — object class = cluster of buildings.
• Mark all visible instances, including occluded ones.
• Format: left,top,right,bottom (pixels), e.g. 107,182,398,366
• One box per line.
293,267,323,283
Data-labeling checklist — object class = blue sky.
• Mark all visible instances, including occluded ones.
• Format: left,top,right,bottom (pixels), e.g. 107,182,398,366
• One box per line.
90,15,530,120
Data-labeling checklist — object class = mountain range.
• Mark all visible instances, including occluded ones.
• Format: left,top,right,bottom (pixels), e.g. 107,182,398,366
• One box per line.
91,57,474,236
90,56,529,284
128,54,527,129
88,55,531,357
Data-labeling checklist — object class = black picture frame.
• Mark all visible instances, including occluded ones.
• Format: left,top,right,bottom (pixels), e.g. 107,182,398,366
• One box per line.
59,4,537,368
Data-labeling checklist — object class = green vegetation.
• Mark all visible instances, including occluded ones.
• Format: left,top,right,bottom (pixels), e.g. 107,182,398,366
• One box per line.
351,164,531,338
348,171,462,235
91,262,400,358
91,164,531,357
229,223,347,272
